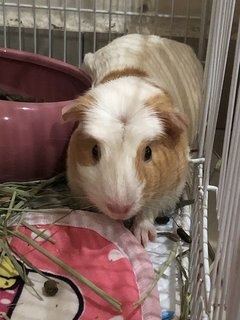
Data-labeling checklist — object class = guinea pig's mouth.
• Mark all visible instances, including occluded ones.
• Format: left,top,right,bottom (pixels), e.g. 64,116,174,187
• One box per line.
103,202,137,221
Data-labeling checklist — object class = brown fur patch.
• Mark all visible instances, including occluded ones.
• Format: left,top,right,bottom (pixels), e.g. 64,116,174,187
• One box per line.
136,92,189,200
62,94,96,122
145,92,175,114
145,93,188,140
136,135,188,201
68,131,100,167
100,67,148,84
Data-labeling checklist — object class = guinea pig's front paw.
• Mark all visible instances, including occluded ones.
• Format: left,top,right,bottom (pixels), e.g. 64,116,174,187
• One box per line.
132,217,156,247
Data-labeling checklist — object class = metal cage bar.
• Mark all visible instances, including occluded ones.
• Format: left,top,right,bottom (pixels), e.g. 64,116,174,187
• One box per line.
0,0,207,64
33,0,37,53
2,0,7,48
0,2,203,19
48,0,52,57
208,18,240,318
77,0,82,67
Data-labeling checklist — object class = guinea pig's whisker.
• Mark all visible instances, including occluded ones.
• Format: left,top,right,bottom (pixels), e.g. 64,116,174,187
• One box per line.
79,205,96,211
142,204,161,212
66,195,89,200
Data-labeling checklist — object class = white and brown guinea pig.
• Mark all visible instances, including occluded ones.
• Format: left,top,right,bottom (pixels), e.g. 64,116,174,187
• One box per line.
62,34,203,247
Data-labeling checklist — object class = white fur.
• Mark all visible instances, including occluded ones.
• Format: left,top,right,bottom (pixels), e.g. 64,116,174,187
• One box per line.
75,77,165,220
80,77,164,143
131,175,187,247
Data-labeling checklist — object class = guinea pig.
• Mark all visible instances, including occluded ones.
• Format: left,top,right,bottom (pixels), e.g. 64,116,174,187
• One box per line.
62,34,203,246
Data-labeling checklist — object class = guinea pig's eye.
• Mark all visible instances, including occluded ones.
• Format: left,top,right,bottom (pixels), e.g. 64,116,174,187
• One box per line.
144,146,152,162
92,144,100,162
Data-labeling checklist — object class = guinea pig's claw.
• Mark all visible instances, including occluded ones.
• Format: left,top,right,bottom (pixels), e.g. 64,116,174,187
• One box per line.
132,218,157,247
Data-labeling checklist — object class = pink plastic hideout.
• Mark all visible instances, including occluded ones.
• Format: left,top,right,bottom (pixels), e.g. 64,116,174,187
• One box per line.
0,48,91,182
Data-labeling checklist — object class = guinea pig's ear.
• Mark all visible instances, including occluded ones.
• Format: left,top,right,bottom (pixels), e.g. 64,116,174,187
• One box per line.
146,92,188,139
62,94,95,122
159,111,189,139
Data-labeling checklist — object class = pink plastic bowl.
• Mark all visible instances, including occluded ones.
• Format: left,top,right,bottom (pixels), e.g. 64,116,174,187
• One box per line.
0,48,91,182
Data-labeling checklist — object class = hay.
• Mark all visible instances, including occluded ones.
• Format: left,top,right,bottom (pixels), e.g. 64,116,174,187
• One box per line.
0,173,122,310
0,172,192,315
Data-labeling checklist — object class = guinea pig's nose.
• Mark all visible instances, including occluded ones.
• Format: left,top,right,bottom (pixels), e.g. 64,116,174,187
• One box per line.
106,202,132,215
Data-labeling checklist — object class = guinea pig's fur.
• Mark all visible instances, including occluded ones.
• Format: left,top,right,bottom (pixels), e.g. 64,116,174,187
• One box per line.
62,34,203,246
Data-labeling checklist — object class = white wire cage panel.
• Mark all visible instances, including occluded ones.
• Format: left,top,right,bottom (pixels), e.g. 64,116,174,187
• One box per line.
207,17,240,320
189,0,240,318
0,0,211,66
1,1,240,320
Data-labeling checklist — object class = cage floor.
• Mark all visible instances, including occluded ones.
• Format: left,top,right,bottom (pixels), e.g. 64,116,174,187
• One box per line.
147,205,191,320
